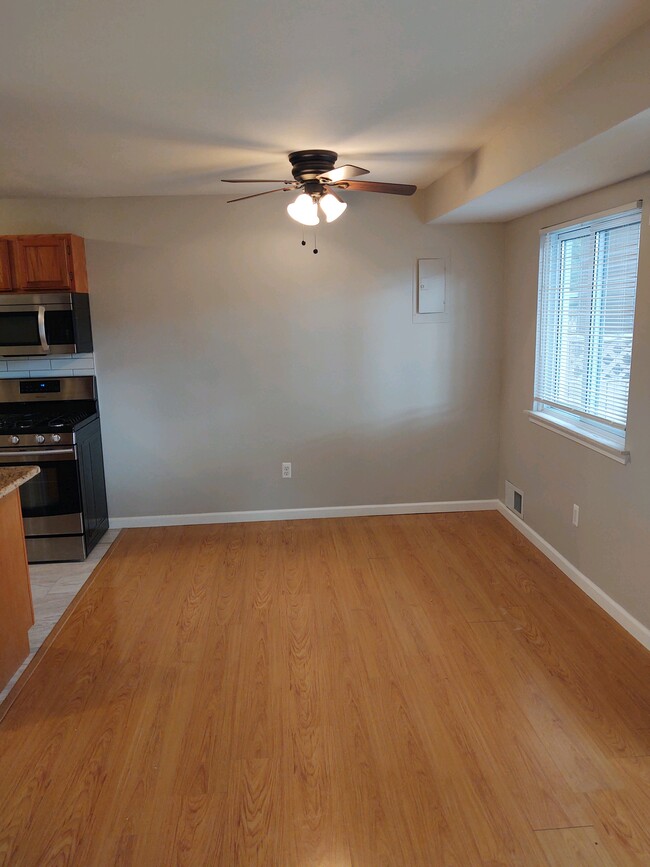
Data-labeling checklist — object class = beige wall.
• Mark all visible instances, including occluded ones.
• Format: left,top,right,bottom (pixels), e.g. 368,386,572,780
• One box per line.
0,195,504,518
499,173,650,627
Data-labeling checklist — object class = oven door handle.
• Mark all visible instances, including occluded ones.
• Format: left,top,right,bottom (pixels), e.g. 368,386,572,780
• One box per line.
0,448,75,463
37,305,50,353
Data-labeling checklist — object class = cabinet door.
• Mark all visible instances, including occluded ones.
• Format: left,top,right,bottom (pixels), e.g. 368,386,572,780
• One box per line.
0,240,14,291
0,489,34,690
15,236,72,290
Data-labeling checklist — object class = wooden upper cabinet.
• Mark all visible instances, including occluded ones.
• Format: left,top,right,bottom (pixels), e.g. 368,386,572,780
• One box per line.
0,234,89,293
0,240,14,292
16,236,71,289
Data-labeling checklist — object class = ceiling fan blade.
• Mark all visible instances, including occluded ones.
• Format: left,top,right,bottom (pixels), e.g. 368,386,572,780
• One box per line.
317,164,369,182
227,187,293,203
222,178,294,184
333,180,417,196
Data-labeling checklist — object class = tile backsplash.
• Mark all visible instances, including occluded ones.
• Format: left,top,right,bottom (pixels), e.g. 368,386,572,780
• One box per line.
0,353,95,379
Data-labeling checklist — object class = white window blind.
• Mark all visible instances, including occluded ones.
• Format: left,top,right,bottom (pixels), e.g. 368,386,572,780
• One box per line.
534,205,642,444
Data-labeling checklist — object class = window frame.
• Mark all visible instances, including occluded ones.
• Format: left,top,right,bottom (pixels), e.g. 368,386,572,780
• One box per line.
530,201,642,463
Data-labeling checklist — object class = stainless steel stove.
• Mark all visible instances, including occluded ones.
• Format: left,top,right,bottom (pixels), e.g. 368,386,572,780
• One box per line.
0,376,108,562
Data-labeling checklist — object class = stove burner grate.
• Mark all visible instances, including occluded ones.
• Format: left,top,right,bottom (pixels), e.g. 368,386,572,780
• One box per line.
0,408,95,434
48,411,91,429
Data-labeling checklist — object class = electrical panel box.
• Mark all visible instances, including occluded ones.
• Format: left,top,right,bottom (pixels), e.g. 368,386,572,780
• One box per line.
413,258,448,323
417,258,446,313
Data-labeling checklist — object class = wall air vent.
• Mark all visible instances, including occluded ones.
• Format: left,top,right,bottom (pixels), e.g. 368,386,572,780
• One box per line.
505,481,524,518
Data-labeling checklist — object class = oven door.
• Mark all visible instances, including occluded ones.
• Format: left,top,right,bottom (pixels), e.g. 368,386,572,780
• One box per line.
0,447,83,536
0,303,76,356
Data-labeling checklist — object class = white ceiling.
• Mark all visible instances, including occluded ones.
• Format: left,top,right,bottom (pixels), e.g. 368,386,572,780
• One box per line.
0,0,648,197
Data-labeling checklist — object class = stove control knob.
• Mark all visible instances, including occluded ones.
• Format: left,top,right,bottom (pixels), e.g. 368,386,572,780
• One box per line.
10,435,20,444
51,434,61,443
35,434,45,444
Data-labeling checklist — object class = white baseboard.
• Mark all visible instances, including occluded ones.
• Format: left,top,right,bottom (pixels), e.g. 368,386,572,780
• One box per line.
497,502,650,651
110,498,499,530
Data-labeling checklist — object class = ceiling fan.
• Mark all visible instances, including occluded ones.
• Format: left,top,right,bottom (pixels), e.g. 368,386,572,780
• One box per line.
222,149,417,227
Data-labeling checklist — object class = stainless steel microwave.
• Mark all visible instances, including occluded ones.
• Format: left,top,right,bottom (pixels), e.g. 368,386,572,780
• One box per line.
0,292,93,357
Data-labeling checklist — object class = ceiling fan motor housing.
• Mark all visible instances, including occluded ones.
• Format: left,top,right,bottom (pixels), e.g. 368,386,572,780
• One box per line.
288,149,338,182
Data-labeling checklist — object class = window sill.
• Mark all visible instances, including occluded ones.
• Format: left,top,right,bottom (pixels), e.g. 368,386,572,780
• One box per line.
526,411,630,464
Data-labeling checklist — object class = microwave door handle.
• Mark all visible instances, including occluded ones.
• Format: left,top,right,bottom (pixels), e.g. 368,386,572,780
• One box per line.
37,305,50,353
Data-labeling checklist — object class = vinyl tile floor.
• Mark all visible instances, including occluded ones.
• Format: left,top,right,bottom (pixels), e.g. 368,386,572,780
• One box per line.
0,529,121,705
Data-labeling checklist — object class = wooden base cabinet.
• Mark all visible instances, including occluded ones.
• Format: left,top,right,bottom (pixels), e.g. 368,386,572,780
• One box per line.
0,234,88,293
0,489,34,691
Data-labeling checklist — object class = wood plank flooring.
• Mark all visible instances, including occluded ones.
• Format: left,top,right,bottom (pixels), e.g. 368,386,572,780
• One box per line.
0,530,120,705
0,511,648,866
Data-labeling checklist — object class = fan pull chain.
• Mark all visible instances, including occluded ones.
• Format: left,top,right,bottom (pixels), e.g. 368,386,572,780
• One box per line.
298,229,318,253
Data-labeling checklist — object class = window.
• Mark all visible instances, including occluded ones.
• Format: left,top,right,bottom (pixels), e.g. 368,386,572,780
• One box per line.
531,203,642,461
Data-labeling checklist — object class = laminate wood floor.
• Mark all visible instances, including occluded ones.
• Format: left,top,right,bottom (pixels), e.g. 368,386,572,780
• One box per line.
0,530,121,705
0,512,648,866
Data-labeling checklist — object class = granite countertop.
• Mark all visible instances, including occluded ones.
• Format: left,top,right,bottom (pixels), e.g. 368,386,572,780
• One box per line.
0,466,40,500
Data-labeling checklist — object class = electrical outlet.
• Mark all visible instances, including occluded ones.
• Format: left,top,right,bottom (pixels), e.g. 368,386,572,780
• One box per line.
282,462,292,479
572,504,580,527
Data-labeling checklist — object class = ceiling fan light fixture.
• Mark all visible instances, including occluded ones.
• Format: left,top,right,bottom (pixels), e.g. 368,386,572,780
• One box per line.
287,193,320,226
319,190,347,223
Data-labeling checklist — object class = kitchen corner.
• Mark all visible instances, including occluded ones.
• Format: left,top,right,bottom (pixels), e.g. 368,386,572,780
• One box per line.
0,465,40,690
